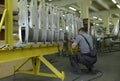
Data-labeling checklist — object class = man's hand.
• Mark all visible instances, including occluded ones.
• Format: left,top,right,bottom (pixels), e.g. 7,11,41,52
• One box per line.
70,38,75,43
71,38,77,49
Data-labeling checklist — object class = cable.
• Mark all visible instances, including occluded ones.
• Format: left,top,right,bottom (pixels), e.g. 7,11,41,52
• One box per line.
72,76,81,81
72,70,103,81
87,70,103,81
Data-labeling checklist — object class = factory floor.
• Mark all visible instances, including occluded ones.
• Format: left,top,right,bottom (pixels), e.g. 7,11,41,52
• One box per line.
0,51,120,81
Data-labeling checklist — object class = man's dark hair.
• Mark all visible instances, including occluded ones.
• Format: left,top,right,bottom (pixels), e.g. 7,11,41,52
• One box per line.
78,27,85,32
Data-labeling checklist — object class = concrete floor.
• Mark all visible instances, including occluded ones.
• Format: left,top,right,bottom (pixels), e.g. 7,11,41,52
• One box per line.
0,51,120,81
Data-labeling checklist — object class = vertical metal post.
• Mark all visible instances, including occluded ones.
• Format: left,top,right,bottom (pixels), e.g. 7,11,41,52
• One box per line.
35,58,40,74
32,57,40,74
5,0,13,49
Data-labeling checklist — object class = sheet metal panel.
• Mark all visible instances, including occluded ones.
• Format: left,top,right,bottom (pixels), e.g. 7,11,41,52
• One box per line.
29,0,39,42
18,0,29,43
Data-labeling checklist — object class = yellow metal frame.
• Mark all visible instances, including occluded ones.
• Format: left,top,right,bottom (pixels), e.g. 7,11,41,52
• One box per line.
0,45,65,80
0,0,65,80
14,56,65,81
5,0,13,49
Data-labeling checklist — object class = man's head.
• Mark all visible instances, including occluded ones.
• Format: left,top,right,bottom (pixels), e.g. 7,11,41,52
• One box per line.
78,27,85,34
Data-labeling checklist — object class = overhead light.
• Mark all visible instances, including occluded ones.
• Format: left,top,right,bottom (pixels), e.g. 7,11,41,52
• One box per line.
98,18,102,21
116,4,120,9
60,29,62,31
96,24,99,26
109,22,112,25
112,0,117,4
27,5,29,8
66,26,69,30
68,7,77,11
63,15,65,17
48,0,52,1
79,11,81,13
13,33,17,36
93,16,97,19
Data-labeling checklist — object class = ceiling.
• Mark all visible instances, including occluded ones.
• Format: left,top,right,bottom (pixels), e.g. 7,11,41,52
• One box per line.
45,0,120,26
0,0,120,17
0,0,120,26
45,0,120,16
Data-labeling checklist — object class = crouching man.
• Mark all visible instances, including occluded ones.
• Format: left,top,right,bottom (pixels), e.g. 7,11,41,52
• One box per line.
70,27,97,74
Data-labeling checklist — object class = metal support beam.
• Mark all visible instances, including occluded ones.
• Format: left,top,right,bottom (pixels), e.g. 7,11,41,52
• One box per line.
0,45,58,63
101,12,110,34
32,57,40,74
39,56,65,81
15,58,30,72
5,0,13,49
95,0,110,10
17,71,58,78
51,0,82,7
90,9,120,17
77,0,92,18
90,5,99,12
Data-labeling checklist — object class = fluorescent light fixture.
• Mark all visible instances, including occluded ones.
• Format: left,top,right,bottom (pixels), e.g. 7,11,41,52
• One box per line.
112,0,117,4
96,24,99,26
60,29,62,31
63,15,65,17
109,22,112,25
68,7,77,11
93,16,97,19
79,11,81,13
27,5,29,7
116,4,120,9
13,33,17,36
98,18,102,21
66,26,69,30
48,0,52,1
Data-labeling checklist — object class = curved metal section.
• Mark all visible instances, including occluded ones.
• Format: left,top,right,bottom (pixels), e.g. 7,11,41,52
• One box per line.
65,14,83,40
66,14,74,40
54,8,60,42
46,4,52,42
49,5,55,43
38,0,47,42
28,28,34,42
59,11,65,41
18,0,29,43
75,16,83,37
46,6,51,42
74,16,78,37
29,0,39,42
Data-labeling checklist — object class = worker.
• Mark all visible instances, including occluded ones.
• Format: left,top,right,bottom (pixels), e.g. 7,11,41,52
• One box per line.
70,27,97,74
